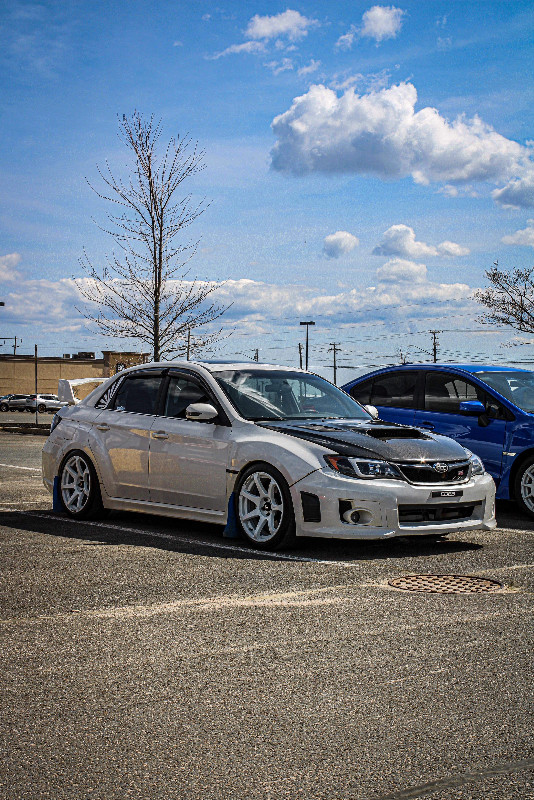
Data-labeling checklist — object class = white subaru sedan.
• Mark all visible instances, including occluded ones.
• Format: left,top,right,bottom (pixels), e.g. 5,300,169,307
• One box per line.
42,361,496,551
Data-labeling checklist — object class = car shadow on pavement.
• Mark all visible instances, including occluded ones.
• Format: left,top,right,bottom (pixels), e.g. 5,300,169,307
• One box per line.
0,508,483,563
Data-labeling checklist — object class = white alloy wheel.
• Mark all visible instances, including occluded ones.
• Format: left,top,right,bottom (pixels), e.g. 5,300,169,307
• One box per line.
519,461,534,514
238,470,285,543
61,454,92,515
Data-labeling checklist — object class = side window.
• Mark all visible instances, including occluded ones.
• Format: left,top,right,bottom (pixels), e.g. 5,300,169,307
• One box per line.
111,375,162,415
163,377,209,418
370,372,418,409
424,372,485,413
349,379,372,405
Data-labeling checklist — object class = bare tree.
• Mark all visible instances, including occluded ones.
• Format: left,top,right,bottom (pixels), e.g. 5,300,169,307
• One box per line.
78,112,229,361
474,262,534,334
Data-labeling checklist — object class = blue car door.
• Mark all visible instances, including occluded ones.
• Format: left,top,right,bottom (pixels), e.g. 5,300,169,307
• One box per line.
413,370,507,481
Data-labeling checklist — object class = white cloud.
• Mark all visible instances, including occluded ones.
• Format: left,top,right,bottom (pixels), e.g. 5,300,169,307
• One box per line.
502,219,534,248
361,5,405,42
298,59,321,77
271,82,532,200
0,253,22,282
492,171,534,209
373,225,438,258
376,258,427,283
372,224,469,258
210,41,265,59
335,27,357,51
265,58,294,75
245,10,318,41
323,231,359,259
437,240,470,257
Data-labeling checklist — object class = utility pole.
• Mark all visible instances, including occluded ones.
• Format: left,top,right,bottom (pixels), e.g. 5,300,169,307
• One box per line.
429,330,440,363
1,337,21,355
253,348,259,362
186,328,191,360
298,342,303,369
34,344,38,424
328,342,341,385
299,321,315,371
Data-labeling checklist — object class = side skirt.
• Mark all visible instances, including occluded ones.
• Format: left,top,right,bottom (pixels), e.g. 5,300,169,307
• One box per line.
103,495,226,525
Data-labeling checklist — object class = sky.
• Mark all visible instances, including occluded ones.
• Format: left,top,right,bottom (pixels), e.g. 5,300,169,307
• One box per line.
1,0,534,381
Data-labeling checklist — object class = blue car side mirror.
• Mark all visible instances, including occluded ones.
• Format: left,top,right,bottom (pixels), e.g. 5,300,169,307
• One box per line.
459,400,486,416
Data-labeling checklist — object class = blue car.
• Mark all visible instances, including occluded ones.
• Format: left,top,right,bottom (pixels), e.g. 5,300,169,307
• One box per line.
342,364,534,518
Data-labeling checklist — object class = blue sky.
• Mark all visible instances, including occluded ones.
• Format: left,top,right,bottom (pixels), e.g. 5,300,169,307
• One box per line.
1,0,534,378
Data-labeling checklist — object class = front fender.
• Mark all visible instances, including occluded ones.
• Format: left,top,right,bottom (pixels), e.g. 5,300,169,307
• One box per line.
228,428,329,491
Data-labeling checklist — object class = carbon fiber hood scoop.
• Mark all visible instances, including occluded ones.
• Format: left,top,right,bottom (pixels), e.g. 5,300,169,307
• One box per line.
258,418,468,462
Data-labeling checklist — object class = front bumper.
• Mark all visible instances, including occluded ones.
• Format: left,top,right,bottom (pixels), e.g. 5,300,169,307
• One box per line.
290,469,496,539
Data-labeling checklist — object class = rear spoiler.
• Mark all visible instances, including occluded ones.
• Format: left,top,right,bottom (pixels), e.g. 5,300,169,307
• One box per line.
58,377,106,405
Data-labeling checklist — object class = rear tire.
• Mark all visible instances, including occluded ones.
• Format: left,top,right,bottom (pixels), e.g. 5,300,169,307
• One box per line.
0,403,7,412
235,463,296,551
59,451,106,520
514,456,534,519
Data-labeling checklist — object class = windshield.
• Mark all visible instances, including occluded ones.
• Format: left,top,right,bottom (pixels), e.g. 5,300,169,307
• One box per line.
214,369,371,421
477,370,534,413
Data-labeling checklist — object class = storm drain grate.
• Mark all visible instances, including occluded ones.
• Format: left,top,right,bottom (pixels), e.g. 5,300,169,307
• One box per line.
388,574,503,594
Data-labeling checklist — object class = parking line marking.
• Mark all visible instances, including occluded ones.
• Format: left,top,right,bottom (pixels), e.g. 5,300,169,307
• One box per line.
24,511,357,566
0,463,41,471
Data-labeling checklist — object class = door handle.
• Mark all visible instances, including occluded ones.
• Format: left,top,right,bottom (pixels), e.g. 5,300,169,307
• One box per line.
152,431,169,439
96,424,110,431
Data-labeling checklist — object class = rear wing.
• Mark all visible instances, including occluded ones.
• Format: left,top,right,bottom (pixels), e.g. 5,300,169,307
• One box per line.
58,377,106,405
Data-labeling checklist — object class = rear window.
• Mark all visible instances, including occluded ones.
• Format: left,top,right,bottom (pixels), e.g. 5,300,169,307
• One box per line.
111,375,162,415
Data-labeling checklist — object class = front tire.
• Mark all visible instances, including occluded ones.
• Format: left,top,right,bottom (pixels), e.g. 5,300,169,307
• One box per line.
37,403,46,413
0,403,7,412
514,456,534,519
235,463,296,551
59,451,105,519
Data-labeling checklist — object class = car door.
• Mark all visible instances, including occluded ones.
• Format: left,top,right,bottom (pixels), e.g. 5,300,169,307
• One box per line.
148,372,232,511
413,370,507,480
90,370,164,500
349,370,420,426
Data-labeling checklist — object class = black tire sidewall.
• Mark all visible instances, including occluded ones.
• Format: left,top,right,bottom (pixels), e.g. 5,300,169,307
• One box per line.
0,404,7,412
514,455,534,519
234,462,296,551
59,450,103,520
37,404,46,413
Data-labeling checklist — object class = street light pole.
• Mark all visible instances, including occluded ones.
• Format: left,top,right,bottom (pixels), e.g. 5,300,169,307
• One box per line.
299,321,315,371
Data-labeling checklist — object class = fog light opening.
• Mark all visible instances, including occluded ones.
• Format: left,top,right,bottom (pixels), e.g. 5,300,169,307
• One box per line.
341,506,372,525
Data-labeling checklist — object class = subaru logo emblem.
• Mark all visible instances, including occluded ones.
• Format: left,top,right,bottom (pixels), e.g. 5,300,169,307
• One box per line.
433,462,449,473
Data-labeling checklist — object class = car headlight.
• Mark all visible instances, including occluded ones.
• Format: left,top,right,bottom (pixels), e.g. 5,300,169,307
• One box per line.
324,455,403,480
50,413,62,433
464,450,485,476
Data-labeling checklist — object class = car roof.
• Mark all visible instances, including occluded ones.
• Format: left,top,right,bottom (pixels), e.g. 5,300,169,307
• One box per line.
347,363,530,380
122,360,307,374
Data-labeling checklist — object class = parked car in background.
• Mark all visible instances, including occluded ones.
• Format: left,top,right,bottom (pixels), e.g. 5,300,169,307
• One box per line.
26,394,68,413
42,361,496,551
342,364,534,518
0,394,31,412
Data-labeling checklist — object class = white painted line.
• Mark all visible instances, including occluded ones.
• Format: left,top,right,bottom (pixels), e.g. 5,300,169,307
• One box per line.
0,463,41,472
25,511,357,566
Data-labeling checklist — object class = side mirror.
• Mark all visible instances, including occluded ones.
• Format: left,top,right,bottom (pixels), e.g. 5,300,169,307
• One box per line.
459,400,486,416
185,402,218,422
365,404,379,420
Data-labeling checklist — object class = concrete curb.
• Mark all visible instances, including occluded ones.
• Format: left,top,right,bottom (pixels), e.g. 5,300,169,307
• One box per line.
0,423,50,436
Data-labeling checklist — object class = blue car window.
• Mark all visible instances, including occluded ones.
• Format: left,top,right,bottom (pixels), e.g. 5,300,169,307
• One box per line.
425,373,485,413
370,371,417,409
349,378,372,405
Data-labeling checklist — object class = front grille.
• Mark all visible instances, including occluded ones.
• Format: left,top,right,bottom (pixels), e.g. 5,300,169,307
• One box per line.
396,460,470,484
398,502,480,524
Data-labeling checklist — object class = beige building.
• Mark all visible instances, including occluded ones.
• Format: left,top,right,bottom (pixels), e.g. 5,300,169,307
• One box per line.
0,351,150,397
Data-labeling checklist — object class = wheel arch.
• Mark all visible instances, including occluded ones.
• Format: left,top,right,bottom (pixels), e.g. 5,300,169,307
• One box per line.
509,448,534,500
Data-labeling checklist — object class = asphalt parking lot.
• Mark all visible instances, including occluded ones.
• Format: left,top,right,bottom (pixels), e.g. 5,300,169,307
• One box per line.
1,432,533,800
